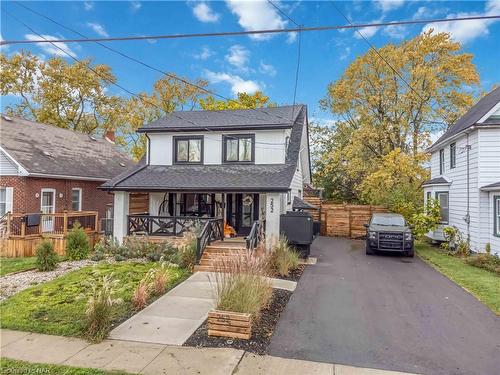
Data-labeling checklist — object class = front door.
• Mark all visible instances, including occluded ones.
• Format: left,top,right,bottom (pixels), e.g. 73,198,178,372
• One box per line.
41,189,55,232
226,193,259,236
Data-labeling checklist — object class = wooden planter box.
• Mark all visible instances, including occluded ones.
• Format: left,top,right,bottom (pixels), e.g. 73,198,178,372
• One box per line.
208,310,252,340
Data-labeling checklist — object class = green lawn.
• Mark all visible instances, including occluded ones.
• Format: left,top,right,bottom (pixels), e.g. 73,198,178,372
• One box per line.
416,242,500,315
0,261,190,337
1,358,133,375
1,257,37,276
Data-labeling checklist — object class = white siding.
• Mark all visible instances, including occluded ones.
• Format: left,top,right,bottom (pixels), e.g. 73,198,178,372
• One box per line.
0,151,20,175
427,132,481,250
148,130,286,165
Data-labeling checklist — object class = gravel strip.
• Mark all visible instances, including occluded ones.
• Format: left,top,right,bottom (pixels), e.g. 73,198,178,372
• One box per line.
0,259,99,301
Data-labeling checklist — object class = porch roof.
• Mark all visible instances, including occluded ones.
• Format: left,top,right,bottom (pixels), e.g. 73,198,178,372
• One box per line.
99,163,295,192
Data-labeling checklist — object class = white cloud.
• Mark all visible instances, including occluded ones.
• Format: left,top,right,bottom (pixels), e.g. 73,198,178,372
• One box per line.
194,46,214,60
87,22,109,38
225,45,250,71
375,0,405,13
383,24,409,39
422,0,500,45
354,18,383,39
130,1,141,12
259,61,276,76
205,70,260,95
0,34,8,51
191,1,220,23
225,0,287,41
340,46,351,61
84,1,94,11
25,34,77,58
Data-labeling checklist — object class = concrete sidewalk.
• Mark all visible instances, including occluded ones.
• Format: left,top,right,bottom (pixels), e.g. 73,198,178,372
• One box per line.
109,271,297,345
1,329,418,375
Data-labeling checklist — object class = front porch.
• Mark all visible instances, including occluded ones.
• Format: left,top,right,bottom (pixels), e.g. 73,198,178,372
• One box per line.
114,191,285,250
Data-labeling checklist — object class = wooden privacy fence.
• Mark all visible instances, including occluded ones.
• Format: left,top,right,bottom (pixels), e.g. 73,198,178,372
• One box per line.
0,211,99,257
302,198,388,239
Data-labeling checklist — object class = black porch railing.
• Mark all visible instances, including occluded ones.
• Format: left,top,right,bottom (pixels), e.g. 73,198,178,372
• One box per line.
127,215,216,236
246,220,260,250
196,218,224,261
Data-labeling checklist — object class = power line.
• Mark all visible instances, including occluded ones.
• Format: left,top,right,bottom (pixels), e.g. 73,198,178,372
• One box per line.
11,1,298,127
1,12,287,148
267,0,302,121
2,14,500,45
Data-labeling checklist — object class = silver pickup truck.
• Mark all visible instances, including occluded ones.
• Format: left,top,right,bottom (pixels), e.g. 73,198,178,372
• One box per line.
364,213,414,257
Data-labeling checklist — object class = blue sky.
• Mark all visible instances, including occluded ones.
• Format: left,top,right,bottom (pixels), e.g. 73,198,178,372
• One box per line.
1,0,500,124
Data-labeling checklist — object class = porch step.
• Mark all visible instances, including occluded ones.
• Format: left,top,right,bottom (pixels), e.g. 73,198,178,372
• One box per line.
196,242,251,272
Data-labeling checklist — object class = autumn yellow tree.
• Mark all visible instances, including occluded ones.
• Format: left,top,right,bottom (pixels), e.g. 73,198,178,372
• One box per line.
199,91,275,110
1,50,122,134
315,30,480,205
118,75,208,160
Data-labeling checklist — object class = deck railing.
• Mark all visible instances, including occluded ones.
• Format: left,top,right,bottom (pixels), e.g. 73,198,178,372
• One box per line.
2,211,99,238
127,215,217,237
196,218,224,261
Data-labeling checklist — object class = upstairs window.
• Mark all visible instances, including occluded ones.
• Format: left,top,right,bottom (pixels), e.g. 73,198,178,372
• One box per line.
439,149,445,175
174,136,203,164
450,143,456,169
223,135,254,163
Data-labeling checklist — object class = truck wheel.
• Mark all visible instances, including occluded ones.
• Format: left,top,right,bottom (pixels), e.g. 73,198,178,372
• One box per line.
366,244,375,255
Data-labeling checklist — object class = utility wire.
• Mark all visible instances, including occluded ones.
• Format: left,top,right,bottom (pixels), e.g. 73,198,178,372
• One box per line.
2,15,500,45
267,0,302,121
1,13,286,147
11,1,298,128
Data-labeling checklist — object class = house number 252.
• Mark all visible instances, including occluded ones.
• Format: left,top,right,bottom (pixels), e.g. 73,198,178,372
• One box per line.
269,198,274,213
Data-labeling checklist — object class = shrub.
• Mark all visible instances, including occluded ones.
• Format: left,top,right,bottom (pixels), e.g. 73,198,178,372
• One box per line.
146,241,179,263
178,244,196,270
84,273,122,342
36,240,58,271
268,238,300,277
441,226,470,257
66,222,90,260
149,259,172,295
132,279,151,311
465,253,500,274
212,252,272,320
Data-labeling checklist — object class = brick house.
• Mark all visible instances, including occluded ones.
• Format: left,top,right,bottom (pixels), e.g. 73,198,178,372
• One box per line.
0,114,134,220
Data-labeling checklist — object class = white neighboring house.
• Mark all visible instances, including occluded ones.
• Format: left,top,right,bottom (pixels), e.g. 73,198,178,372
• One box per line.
424,87,500,255
101,105,312,249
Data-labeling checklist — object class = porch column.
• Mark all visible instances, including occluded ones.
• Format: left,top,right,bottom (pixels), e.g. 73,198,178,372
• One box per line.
113,191,129,244
265,192,282,251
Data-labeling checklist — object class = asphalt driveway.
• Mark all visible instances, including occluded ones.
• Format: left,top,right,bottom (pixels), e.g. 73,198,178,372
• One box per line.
269,237,500,375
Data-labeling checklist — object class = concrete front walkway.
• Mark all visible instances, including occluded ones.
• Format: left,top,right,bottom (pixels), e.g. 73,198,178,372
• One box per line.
1,329,418,375
109,271,297,345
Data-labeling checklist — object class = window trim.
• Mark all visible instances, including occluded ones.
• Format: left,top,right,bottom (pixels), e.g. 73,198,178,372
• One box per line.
0,187,6,216
287,190,292,205
494,195,500,238
222,134,255,164
173,136,204,164
439,148,445,175
40,188,56,213
435,191,449,224
450,142,456,169
71,188,82,211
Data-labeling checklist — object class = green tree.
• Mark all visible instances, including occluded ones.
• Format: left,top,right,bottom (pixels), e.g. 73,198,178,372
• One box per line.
316,30,480,202
1,50,122,135
199,91,275,110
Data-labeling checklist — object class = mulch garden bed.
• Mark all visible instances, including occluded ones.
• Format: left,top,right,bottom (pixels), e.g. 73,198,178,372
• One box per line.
183,288,292,354
274,264,306,282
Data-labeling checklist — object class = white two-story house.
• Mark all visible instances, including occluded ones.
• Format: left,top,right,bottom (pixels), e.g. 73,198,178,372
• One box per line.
102,105,311,249
423,87,500,255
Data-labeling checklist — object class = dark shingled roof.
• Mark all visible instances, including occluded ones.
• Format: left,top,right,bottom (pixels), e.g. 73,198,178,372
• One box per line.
481,181,500,190
101,106,307,192
422,177,450,186
1,115,134,180
138,105,304,132
429,87,500,151
292,196,318,210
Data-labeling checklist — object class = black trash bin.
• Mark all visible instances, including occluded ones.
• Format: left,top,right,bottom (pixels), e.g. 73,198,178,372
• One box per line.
280,211,314,258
